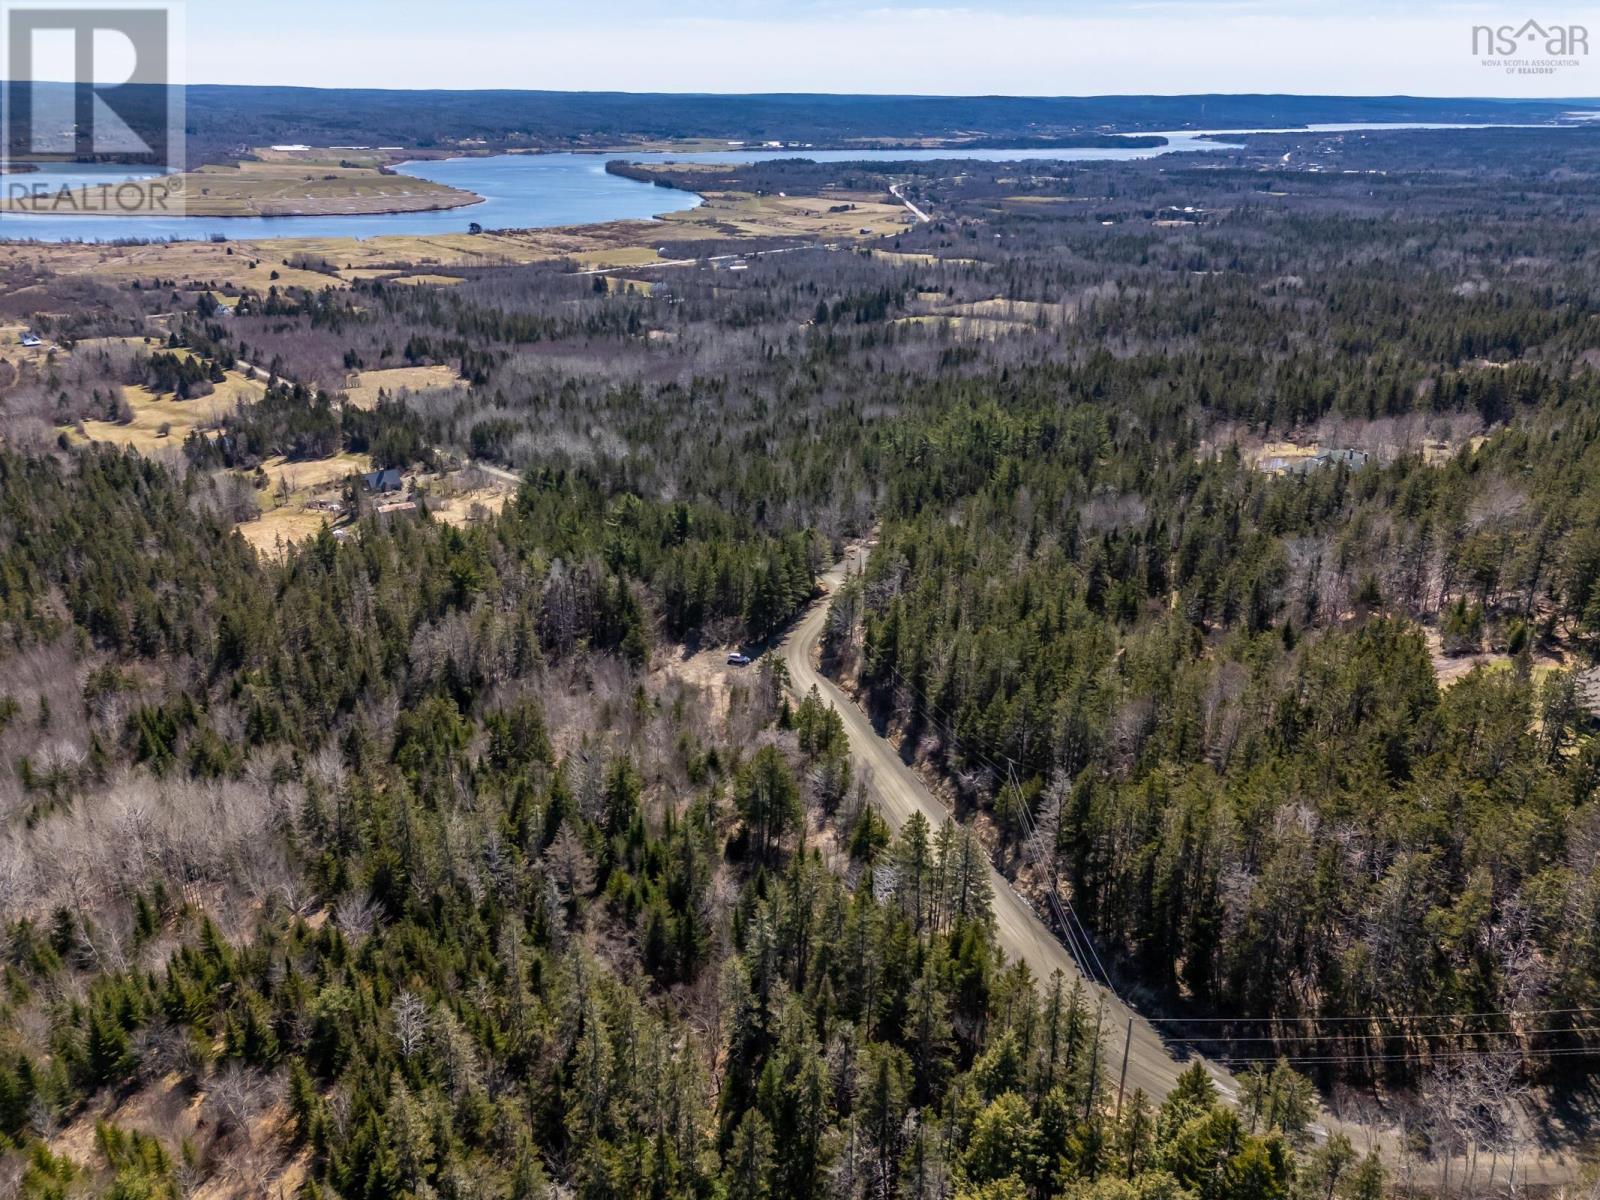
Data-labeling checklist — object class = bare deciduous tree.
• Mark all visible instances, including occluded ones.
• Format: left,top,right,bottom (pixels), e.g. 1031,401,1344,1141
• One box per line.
393,990,433,1060
334,892,381,940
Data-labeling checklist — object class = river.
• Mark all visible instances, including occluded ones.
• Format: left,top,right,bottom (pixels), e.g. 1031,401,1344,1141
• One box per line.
0,122,1578,243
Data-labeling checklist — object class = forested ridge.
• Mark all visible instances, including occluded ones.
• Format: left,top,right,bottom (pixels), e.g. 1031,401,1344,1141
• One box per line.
1,124,1600,1195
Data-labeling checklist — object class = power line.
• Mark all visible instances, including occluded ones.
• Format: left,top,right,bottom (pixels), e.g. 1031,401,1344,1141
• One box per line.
1169,1024,1600,1045
1010,759,1113,990
864,660,1600,1048
1146,1007,1600,1025
875,657,1115,992
1220,1045,1600,1067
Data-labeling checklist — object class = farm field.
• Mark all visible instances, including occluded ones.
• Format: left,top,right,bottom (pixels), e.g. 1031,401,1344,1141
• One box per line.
343,364,464,410
657,188,908,239
4,161,482,219
63,370,265,453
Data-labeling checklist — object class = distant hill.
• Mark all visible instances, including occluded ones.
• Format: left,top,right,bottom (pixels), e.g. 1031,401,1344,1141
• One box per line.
183,88,1593,152
4,82,1595,164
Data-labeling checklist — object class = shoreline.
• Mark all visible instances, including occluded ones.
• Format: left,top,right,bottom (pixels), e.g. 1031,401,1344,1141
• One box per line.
0,188,487,221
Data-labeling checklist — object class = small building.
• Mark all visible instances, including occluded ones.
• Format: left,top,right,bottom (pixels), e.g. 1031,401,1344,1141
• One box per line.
1264,447,1372,476
19,332,41,347
1309,448,1371,471
363,467,404,493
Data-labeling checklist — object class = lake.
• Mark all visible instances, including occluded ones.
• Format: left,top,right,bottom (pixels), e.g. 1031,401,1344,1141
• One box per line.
0,123,1571,243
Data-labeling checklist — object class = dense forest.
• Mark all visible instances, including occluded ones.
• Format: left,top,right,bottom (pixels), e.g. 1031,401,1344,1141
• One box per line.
3,123,1600,1195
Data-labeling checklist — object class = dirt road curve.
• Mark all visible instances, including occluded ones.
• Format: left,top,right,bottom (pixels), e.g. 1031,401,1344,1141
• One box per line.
778,551,1583,1183
779,550,1234,1109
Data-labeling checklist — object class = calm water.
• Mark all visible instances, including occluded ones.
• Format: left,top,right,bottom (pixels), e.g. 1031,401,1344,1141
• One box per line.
0,123,1574,243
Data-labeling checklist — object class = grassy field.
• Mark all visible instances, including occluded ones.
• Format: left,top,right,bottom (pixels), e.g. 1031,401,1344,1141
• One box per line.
176,163,480,217
947,297,1074,324
257,452,372,493
4,162,481,219
343,364,464,410
658,189,908,240
237,450,374,557
0,174,909,296
883,294,1075,342
0,323,56,363
429,483,512,528
0,240,351,292
65,369,266,453
392,273,465,286
891,314,1033,341
567,245,679,268
238,461,512,555
238,505,337,557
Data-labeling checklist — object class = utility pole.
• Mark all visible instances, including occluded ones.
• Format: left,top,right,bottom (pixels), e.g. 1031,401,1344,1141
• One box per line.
1115,1016,1133,1119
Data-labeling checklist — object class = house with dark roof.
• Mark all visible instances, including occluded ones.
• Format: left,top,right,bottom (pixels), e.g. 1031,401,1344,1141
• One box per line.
363,467,404,493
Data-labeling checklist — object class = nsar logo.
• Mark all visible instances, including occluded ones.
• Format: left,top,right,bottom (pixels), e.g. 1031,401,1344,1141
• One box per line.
1472,18,1589,73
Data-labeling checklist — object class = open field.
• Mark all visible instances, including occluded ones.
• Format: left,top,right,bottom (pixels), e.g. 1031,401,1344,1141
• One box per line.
64,369,265,453
891,314,1035,340
601,276,655,295
237,450,374,556
236,504,336,556
258,451,372,493
238,460,510,553
0,240,353,292
866,249,980,268
344,364,464,410
0,175,909,293
658,189,908,240
250,146,409,168
4,161,482,219
946,297,1074,323
75,388,221,453
0,322,55,363
566,244,679,268
335,268,467,286
389,272,465,286
170,162,482,217
428,483,512,528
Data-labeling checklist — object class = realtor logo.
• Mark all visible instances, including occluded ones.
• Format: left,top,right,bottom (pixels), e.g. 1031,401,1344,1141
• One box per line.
1472,18,1589,73
0,0,184,214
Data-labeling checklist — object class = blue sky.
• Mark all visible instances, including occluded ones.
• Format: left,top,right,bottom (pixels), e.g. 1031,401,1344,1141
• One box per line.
167,1,1600,96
